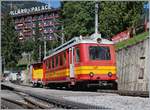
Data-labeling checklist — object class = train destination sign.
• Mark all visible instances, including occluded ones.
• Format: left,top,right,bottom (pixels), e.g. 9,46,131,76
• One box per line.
10,5,49,15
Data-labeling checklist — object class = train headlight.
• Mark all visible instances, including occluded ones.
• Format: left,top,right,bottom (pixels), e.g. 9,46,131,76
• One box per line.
108,72,112,77
89,72,94,77
97,38,102,43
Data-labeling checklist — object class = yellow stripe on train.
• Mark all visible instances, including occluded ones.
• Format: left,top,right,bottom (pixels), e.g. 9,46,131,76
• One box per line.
45,66,117,78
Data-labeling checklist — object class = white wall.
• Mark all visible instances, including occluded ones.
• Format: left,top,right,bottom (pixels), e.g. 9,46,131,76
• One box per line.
116,38,149,91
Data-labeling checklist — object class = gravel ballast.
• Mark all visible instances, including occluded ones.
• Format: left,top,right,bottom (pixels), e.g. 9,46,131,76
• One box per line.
63,95,150,110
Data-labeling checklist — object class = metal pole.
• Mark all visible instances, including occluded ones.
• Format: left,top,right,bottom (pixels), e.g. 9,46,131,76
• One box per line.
39,45,41,62
0,2,2,74
0,57,2,74
95,1,99,34
61,25,64,44
28,53,31,64
3,57,5,72
148,1,150,98
1,57,5,74
44,35,47,58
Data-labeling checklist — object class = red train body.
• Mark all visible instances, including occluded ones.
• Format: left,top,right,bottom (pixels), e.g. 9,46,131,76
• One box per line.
42,34,117,89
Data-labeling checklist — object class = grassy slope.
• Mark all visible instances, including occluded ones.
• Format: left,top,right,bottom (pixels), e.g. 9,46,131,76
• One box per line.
115,32,149,50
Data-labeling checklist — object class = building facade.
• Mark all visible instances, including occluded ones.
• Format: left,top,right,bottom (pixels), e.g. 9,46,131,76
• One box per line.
11,6,61,40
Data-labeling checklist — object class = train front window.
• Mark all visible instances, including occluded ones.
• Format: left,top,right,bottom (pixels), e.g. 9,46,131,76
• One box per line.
89,46,111,60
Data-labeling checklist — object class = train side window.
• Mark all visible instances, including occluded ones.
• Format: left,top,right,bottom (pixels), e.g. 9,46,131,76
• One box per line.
49,59,51,69
76,48,80,62
52,57,55,68
60,54,63,66
46,60,49,69
46,61,48,69
63,52,66,65
56,56,58,67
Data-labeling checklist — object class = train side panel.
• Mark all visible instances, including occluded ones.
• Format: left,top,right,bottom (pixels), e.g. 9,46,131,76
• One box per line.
43,51,70,84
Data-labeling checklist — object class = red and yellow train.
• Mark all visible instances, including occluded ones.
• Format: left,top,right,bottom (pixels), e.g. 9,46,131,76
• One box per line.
29,33,117,89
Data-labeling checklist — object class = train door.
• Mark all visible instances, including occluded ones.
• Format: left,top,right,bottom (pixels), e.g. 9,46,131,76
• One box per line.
69,47,75,85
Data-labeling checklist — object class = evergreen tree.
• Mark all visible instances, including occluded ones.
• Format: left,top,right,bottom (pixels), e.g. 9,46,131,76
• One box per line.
61,1,95,40
1,12,22,69
61,1,145,39
21,38,34,53
99,1,145,38
32,19,43,62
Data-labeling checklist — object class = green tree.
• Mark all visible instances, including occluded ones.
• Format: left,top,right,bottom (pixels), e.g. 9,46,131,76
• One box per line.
32,20,43,62
21,38,34,53
99,1,145,38
1,12,22,69
61,1,145,39
61,1,95,40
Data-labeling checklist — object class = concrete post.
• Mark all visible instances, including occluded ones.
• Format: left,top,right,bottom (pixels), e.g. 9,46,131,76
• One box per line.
61,25,64,44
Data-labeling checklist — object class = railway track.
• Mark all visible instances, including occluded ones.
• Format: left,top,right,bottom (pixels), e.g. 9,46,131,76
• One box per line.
97,89,149,97
1,83,109,109
1,97,35,109
2,82,149,110
1,89,56,109
13,83,149,97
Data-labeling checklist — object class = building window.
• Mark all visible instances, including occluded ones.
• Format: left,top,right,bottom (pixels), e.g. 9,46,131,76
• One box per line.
33,30,35,34
33,23,36,27
76,48,80,62
44,14,48,19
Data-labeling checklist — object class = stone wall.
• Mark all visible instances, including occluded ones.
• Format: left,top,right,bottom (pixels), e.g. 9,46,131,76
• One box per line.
116,38,149,91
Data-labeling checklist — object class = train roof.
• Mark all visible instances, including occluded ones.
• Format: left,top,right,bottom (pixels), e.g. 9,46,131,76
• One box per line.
44,33,114,60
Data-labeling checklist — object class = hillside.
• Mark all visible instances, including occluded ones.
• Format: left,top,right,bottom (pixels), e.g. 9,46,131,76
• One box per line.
115,31,149,50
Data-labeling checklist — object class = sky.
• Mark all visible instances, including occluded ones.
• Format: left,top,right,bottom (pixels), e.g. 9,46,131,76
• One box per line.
39,0,61,8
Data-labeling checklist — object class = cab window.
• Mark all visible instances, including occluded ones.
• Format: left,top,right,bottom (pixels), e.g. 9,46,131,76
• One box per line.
89,46,111,60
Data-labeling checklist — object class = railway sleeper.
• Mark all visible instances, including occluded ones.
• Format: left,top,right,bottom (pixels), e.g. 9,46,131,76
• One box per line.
1,97,35,109
24,97,54,109
2,83,111,109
